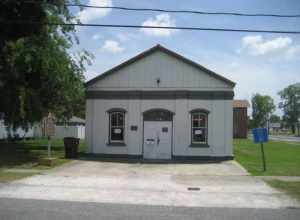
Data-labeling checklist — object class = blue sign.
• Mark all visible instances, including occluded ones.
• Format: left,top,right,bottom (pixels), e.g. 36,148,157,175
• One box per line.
252,128,268,143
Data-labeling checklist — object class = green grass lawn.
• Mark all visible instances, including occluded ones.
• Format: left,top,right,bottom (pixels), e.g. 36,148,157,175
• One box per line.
267,180,300,202
0,138,86,182
234,139,300,176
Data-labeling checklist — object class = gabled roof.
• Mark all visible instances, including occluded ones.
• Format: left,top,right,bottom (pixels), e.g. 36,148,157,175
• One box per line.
233,100,250,108
69,116,85,124
86,44,236,87
55,116,85,126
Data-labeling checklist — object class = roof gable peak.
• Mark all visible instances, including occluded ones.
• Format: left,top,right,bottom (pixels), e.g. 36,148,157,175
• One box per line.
86,44,235,87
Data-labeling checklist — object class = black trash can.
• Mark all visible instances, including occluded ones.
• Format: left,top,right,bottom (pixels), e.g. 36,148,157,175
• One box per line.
64,137,80,159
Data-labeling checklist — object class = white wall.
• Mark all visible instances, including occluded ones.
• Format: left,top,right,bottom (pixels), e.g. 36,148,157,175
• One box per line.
86,98,233,157
77,125,85,139
88,51,232,91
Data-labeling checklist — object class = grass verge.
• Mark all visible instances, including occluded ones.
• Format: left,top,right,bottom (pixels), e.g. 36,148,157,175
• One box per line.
0,171,37,183
267,180,300,202
0,138,86,182
234,138,300,176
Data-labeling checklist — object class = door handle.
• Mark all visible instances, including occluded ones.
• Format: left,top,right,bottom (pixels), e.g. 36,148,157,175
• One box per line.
157,136,160,145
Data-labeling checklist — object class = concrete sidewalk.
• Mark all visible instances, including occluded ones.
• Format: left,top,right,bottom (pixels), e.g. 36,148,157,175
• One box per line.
0,160,298,208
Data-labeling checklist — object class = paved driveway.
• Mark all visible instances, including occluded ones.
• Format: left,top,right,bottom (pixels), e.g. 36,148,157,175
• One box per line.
0,160,298,208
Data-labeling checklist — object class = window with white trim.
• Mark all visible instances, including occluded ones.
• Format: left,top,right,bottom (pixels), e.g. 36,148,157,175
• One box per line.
191,112,208,144
109,112,125,142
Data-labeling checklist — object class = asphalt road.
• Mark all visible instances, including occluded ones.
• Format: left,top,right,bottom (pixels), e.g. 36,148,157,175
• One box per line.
0,198,299,220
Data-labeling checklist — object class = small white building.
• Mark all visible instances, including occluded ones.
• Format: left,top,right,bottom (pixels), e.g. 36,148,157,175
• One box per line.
269,122,281,132
85,45,235,160
54,116,85,139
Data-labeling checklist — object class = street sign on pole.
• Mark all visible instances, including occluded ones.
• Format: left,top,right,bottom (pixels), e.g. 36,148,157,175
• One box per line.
252,128,268,171
45,117,55,137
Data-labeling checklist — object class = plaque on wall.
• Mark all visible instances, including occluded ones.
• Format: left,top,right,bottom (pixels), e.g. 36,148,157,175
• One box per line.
130,125,138,131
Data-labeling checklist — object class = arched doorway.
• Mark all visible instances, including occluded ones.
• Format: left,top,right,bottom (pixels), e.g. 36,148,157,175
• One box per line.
143,109,174,159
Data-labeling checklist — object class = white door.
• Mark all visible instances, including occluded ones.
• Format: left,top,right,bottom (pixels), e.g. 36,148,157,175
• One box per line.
143,121,172,159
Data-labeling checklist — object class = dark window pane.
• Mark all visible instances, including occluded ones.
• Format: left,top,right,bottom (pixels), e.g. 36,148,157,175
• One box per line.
199,114,206,127
192,114,200,120
191,112,208,144
193,120,199,127
111,127,124,141
117,113,124,126
111,114,117,126
192,128,206,143
110,112,125,141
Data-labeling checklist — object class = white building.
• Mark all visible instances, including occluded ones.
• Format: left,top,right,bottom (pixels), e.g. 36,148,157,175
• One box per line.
269,122,281,132
54,117,85,139
85,45,235,160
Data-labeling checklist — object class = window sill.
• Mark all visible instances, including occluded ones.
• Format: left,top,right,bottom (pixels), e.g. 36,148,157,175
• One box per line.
189,143,209,148
106,142,126,147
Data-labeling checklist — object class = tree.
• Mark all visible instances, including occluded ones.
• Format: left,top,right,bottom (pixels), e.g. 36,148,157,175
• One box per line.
270,114,281,123
251,94,276,128
278,83,300,135
0,0,46,49
0,0,91,130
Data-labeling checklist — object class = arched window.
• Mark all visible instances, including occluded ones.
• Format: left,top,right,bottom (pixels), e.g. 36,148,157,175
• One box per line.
190,109,209,144
107,108,126,143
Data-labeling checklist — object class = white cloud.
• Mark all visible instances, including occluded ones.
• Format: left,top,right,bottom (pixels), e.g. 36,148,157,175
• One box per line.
116,33,129,42
201,53,299,116
116,32,141,43
102,40,124,53
286,45,300,59
241,35,294,56
141,13,177,37
78,0,112,23
92,34,103,40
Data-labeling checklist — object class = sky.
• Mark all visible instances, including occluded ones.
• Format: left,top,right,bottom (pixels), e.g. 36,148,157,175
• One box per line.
71,0,300,115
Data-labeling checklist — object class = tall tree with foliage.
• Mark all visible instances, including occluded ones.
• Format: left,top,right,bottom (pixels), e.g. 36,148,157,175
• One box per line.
0,0,91,130
278,83,300,135
251,94,276,128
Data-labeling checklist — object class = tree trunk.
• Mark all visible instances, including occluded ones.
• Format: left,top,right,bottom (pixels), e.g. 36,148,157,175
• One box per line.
291,124,295,134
